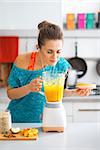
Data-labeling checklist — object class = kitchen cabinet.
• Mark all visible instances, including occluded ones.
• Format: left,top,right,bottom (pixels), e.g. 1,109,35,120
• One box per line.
63,96,100,123
73,102,100,122
63,102,73,123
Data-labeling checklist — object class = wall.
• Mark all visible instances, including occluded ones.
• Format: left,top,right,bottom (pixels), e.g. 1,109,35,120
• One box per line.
62,0,100,85
0,0,100,85
63,38,100,84
0,0,62,29
18,36,100,85
62,0,100,23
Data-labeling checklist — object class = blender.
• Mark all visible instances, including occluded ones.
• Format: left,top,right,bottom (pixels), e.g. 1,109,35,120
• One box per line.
42,71,66,132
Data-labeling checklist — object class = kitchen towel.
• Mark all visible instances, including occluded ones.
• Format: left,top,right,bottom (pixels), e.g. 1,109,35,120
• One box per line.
0,36,18,62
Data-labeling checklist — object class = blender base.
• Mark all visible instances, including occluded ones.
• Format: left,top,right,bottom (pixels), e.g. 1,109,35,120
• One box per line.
42,102,66,132
42,127,64,132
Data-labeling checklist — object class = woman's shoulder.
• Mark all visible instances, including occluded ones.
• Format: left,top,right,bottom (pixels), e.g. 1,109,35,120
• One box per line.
55,57,71,73
14,53,31,69
58,57,71,66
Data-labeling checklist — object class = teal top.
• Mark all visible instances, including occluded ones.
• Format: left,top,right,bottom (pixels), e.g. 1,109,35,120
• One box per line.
7,57,71,123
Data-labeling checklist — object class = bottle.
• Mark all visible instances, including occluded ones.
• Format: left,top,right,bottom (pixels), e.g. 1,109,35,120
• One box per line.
0,110,12,134
77,13,86,29
66,69,77,89
86,13,95,29
66,13,75,30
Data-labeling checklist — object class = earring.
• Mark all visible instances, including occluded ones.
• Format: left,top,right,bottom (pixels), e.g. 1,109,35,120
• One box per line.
36,44,39,50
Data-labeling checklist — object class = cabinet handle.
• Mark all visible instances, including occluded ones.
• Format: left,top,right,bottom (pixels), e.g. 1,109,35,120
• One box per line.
78,109,100,111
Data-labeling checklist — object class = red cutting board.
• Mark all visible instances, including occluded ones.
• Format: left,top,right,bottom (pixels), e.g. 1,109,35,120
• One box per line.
0,133,38,140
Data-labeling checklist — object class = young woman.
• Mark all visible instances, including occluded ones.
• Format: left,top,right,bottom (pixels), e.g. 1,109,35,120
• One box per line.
7,21,91,123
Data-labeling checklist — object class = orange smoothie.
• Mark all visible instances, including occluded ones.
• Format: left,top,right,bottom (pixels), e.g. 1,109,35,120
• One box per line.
44,78,64,102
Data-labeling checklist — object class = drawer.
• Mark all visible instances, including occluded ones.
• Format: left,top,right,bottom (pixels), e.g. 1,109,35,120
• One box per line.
73,102,100,122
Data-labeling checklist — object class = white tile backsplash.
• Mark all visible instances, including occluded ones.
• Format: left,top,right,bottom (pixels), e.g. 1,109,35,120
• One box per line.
78,60,99,84
63,38,100,58
76,38,100,58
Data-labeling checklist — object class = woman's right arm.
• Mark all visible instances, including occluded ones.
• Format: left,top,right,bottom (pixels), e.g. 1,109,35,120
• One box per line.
7,54,43,100
7,77,43,100
7,84,31,100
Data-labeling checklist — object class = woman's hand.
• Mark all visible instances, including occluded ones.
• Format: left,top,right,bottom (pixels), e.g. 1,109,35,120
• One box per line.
28,76,43,92
76,88,92,96
64,88,92,97
64,89,77,96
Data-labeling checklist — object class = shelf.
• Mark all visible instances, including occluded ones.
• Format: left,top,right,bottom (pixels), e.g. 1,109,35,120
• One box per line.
1,29,100,39
0,29,38,38
1,28,100,38
63,29,100,38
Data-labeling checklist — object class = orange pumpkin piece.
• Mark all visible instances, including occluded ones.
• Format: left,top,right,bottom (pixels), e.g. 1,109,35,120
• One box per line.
21,128,38,137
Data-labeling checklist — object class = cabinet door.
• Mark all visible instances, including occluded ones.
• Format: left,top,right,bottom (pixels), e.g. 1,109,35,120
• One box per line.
63,102,73,123
73,102,100,122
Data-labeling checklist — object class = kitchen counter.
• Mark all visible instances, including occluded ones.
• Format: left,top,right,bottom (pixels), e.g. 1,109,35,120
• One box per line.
0,123,100,150
63,95,100,102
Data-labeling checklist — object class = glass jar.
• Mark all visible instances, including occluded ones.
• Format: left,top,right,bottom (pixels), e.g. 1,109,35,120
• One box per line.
66,69,77,89
0,110,12,134
43,71,65,102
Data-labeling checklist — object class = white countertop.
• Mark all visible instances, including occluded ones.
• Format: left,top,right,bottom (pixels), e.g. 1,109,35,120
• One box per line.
63,95,100,102
0,123,100,150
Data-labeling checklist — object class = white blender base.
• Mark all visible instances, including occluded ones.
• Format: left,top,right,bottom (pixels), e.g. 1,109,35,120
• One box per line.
42,104,67,132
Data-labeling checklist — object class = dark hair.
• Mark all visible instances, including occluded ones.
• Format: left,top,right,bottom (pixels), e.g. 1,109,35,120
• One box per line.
37,21,63,49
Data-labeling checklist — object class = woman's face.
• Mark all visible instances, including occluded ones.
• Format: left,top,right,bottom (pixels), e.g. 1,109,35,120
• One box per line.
40,40,63,66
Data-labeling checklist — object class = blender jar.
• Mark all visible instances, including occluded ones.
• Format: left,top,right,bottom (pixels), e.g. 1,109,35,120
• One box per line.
43,71,65,102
